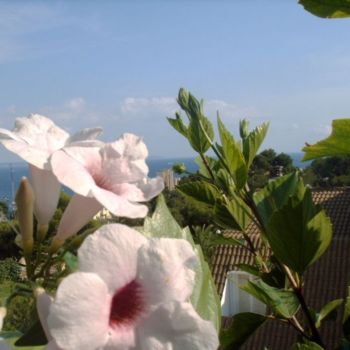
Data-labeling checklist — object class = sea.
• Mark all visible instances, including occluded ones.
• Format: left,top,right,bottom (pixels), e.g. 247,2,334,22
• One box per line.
0,153,309,205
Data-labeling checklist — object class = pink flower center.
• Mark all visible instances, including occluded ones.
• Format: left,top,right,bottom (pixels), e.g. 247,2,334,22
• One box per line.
109,280,144,327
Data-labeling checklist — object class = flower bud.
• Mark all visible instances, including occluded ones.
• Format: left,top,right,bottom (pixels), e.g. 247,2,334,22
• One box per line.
172,163,186,175
15,177,34,258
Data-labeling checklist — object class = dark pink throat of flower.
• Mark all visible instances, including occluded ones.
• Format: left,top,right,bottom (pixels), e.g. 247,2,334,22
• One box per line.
109,280,144,327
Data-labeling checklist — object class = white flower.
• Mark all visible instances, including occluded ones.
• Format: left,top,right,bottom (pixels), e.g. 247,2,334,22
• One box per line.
0,114,102,226
50,134,164,246
46,224,218,350
0,307,11,350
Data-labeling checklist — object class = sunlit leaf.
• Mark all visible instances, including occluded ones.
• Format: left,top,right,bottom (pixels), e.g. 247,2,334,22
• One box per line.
253,172,299,227
303,119,350,160
266,187,332,273
217,116,248,189
299,0,350,19
241,279,300,318
220,312,267,349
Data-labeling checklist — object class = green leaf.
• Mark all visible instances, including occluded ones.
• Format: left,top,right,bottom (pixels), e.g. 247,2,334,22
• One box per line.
167,113,188,138
242,122,269,168
241,279,300,318
303,119,350,160
140,195,221,331
299,0,350,19
236,263,260,277
210,234,245,247
217,116,248,189
253,172,299,227
214,193,251,231
15,320,47,346
315,299,343,328
177,181,220,207
343,286,350,340
291,341,325,349
191,246,221,331
266,187,332,273
63,252,78,271
142,195,193,242
195,155,220,178
220,312,267,349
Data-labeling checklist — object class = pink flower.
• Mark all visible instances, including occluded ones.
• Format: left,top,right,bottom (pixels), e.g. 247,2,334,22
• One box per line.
50,134,164,246
46,224,219,350
0,114,102,226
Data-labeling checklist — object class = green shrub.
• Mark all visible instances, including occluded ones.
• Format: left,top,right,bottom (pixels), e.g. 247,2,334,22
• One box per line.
0,258,21,283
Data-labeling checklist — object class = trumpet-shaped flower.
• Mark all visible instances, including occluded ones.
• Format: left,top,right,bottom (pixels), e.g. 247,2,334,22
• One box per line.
0,114,102,226
50,134,164,245
46,224,219,350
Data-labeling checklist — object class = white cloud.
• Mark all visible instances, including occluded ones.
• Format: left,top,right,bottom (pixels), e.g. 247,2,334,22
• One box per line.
119,96,256,122
64,97,86,113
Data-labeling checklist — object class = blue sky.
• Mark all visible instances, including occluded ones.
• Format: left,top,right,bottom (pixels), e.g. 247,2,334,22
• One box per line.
1,1,350,162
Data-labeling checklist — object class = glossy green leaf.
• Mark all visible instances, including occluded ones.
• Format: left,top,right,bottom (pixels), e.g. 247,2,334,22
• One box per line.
142,194,193,242
241,279,300,318
303,119,350,160
253,172,299,227
214,202,242,230
236,263,260,277
242,122,269,168
299,0,350,18
343,286,350,340
177,181,220,207
315,299,343,328
217,116,248,189
291,341,325,350
195,155,220,179
140,195,221,331
266,187,332,273
214,192,251,231
167,113,188,138
220,312,267,349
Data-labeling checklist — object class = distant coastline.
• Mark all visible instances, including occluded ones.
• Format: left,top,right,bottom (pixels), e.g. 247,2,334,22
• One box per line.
0,153,310,205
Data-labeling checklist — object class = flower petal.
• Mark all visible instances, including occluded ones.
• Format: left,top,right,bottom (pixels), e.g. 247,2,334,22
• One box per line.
36,290,54,341
55,194,102,242
92,186,148,218
136,302,219,350
29,165,60,225
48,272,110,350
136,238,197,305
51,149,98,196
78,224,147,292
67,127,103,144
0,139,51,169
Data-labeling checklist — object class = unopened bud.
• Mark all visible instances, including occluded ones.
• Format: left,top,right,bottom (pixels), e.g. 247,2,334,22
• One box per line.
15,177,34,258
37,224,49,242
177,88,189,109
172,163,186,175
49,236,65,254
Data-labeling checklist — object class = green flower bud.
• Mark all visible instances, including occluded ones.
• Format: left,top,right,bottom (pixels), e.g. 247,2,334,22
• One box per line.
172,163,186,175
15,177,34,258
